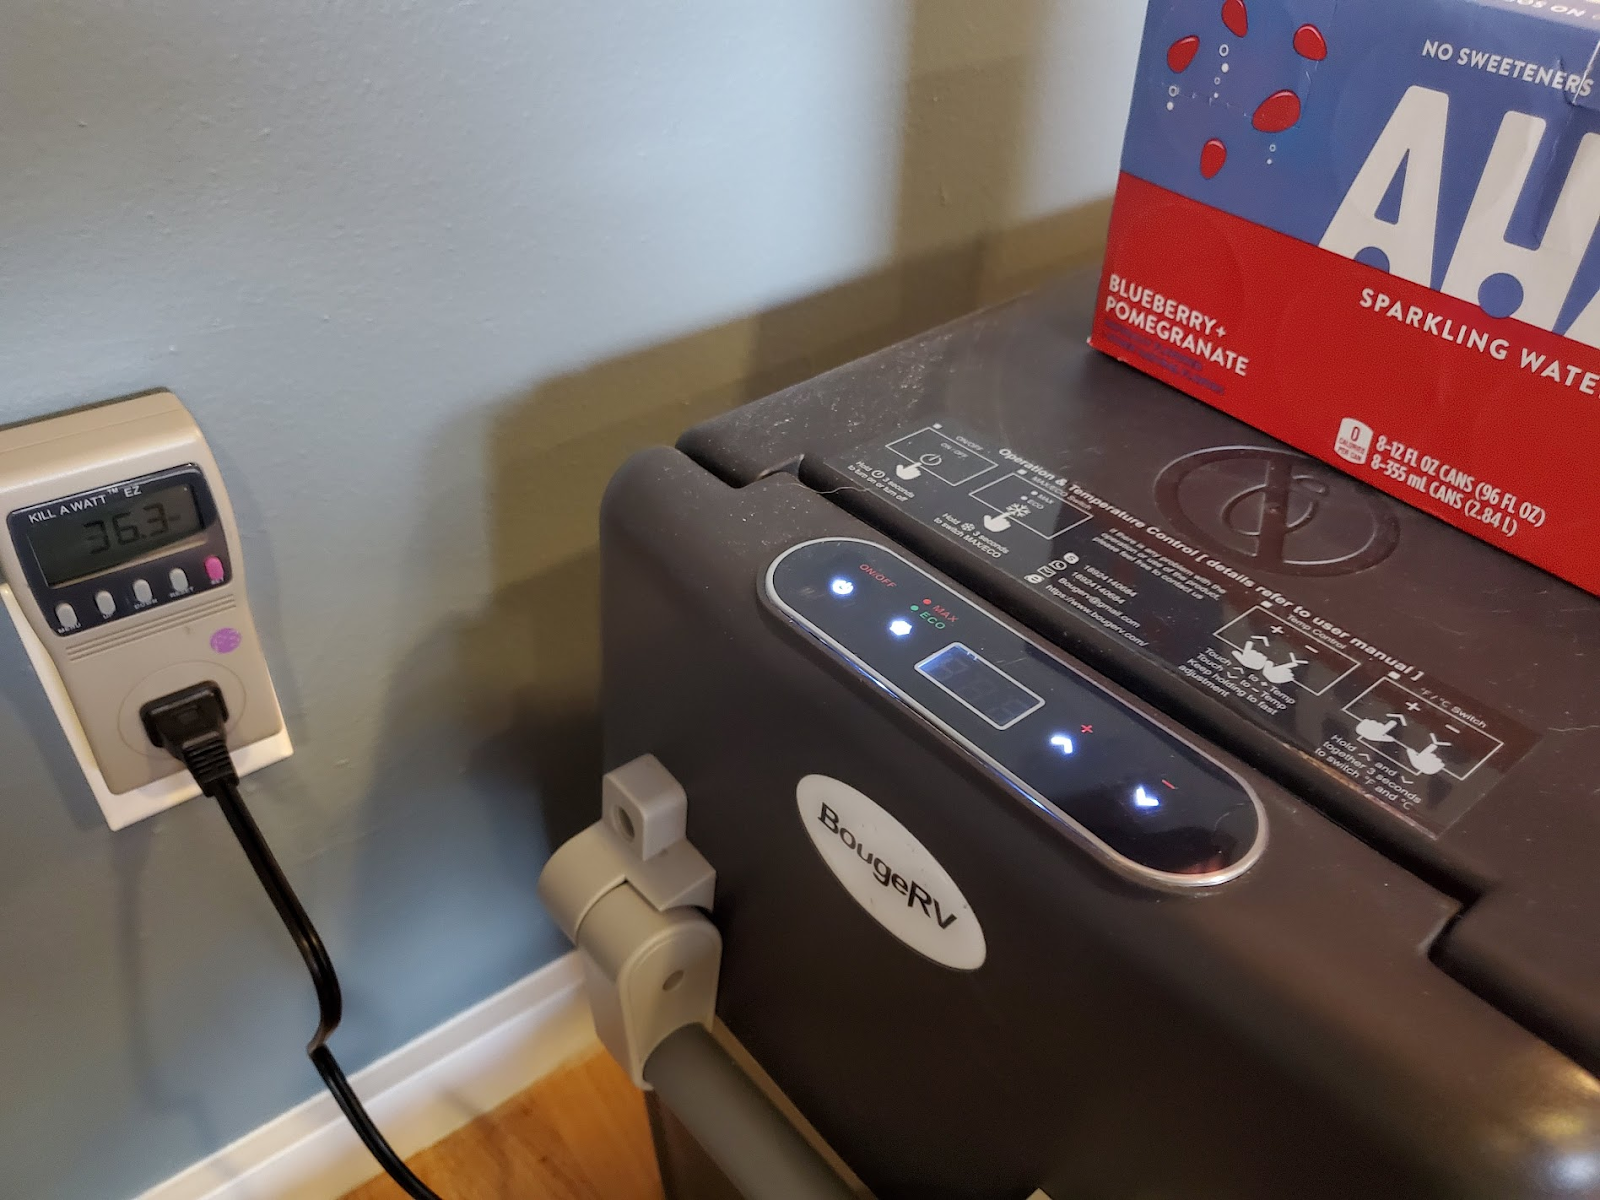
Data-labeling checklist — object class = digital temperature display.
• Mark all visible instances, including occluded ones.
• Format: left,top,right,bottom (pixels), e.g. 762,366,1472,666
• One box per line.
916,642,1044,730
26,483,205,586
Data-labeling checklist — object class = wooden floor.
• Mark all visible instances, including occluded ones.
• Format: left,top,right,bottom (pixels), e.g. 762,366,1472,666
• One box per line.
343,1051,666,1200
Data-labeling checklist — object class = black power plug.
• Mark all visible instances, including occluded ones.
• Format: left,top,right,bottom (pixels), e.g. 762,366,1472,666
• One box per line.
140,682,237,797
138,682,447,1200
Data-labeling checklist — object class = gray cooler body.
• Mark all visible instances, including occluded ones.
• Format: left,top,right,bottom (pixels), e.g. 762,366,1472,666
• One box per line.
597,275,1600,1200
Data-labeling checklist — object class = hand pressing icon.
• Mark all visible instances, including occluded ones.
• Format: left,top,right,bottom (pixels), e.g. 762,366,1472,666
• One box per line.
1232,637,1271,671
1261,653,1306,685
1355,717,1400,744
1405,735,1450,777
984,505,1029,534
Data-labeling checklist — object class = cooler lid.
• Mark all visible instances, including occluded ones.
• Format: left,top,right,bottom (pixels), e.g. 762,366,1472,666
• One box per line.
678,270,1600,1073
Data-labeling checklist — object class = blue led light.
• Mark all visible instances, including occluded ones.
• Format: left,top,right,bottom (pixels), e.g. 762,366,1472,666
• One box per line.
889,618,914,637
830,577,856,597
1133,785,1161,810
1049,734,1075,755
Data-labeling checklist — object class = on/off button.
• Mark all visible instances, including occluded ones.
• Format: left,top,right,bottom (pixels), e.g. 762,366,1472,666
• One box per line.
204,556,226,584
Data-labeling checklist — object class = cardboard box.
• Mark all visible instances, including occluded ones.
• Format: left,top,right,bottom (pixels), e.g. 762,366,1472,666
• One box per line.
1092,0,1600,594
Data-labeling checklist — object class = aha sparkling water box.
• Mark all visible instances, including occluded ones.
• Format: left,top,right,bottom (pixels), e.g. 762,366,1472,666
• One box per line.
1091,0,1600,594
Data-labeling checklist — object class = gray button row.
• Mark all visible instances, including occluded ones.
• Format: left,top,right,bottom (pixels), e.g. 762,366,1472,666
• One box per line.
55,568,195,631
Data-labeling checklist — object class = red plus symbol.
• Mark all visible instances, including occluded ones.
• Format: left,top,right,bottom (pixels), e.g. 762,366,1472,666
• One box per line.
1081,724,1094,734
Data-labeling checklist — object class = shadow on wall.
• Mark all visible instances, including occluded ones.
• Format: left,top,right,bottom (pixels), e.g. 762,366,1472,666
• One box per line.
486,0,1110,847
344,0,1112,1016
475,208,1111,853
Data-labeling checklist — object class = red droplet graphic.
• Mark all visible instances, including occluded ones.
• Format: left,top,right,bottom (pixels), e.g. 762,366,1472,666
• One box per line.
1200,138,1228,179
1222,0,1249,37
1293,23,1328,60
1252,90,1302,133
1167,34,1201,73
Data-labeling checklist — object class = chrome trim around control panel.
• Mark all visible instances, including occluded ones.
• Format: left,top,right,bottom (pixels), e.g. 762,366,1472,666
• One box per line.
761,536,1268,892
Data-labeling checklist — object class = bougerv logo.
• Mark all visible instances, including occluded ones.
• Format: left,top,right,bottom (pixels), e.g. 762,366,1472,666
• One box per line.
796,774,986,971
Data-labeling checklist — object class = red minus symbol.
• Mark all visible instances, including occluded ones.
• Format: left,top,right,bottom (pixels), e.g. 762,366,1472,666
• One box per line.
1161,779,1176,789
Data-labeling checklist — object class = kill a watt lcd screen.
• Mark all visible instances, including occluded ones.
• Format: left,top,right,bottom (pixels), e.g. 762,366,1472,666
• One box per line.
1092,0,1600,596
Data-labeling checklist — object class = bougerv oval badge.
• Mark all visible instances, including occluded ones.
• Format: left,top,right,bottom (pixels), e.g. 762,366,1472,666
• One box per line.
796,774,986,971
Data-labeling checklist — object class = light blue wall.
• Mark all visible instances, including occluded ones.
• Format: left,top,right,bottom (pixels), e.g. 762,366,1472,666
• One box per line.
0,3,1144,1197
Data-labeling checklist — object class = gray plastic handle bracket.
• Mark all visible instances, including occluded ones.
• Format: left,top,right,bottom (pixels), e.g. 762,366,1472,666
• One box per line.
538,754,720,1086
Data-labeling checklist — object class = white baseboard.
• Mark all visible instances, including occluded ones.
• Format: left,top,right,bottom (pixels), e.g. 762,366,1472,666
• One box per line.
137,951,596,1200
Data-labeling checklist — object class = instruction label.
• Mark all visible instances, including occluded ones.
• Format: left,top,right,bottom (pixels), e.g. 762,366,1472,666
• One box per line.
823,421,1538,834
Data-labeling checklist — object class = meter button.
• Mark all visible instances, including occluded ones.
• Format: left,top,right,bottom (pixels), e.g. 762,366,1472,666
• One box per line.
169,567,190,594
95,590,116,618
204,555,225,584
133,579,154,605
55,603,79,631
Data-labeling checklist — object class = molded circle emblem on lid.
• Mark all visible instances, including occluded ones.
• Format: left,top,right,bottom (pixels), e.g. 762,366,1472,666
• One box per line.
1155,446,1399,576
796,774,986,971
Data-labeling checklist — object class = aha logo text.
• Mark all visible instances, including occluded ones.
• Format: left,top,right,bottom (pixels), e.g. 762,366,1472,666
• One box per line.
1321,83,1600,346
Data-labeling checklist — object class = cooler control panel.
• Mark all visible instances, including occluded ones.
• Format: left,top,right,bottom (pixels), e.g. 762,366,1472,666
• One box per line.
764,537,1266,888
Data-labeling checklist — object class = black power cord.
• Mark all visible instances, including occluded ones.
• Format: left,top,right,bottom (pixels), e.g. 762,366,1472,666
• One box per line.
141,683,446,1200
